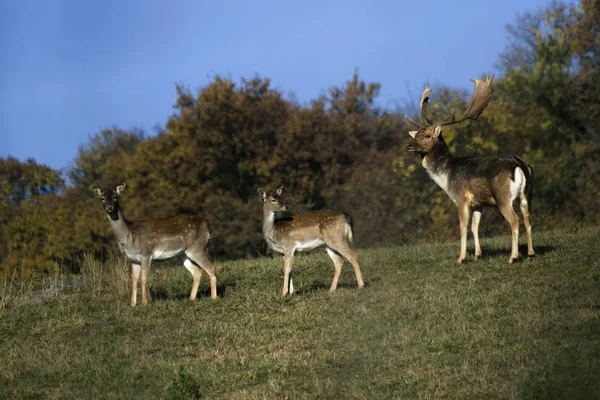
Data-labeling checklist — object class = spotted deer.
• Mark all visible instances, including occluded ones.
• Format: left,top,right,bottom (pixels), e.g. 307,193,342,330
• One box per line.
258,186,365,297
91,183,217,305
406,76,535,263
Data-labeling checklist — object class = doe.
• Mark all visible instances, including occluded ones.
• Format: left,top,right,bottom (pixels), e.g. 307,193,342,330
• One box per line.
91,183,217,305
258,186,365,297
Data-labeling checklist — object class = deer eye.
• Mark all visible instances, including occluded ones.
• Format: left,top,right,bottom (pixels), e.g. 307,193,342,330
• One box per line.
425,134,432,139
271,199,277,203
100,197,105,201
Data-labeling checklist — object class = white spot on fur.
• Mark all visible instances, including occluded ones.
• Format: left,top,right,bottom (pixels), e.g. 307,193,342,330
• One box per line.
131,263,141,279
510,167,526,202
183,259,196,275
346,224,353,242
427,170,452,198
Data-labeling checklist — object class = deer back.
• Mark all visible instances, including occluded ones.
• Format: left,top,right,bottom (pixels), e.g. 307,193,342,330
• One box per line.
129,214,210,251
443,155,533,207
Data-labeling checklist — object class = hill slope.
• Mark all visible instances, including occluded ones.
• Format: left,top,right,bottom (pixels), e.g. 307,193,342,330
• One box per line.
1,227,599,399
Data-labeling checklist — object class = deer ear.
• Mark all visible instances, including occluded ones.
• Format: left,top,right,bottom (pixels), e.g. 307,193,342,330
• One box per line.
433,126,442,138
258,188,267,201
276,186,284,196
90,187,102,198
115,183,127,196
408,130,418,138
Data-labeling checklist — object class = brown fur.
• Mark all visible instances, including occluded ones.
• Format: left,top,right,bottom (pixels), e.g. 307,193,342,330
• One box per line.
408,128,535,263
91,183,218,305
407,77,535,264
258,186,364,297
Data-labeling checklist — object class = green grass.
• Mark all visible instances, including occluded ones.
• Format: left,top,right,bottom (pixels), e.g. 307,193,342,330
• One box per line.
1,227,599,399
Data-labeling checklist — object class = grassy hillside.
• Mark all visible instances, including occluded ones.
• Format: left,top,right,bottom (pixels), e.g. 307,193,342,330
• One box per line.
1,227,599,399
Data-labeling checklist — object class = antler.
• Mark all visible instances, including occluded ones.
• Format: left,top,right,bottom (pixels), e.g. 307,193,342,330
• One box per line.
420,84,434,126
405,76,494,130
439,75,494,127
404,114,421,129
403,84,434,130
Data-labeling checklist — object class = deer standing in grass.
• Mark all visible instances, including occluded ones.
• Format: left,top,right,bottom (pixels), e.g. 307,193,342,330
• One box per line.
91,183,217,305
258,186,365,297
406,76,535,263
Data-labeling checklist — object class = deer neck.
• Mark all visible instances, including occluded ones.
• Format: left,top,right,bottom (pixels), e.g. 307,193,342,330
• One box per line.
422,138,454,195
262,208,277,238
263,207,288,253
106,207,133,245
422,138,452,172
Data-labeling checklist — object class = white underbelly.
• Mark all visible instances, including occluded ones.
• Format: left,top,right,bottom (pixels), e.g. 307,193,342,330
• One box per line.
294,238,325,252
119,244,183,263
152,248,184,260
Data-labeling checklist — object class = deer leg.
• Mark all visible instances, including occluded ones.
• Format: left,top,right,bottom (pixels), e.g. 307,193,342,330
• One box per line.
183,259,203,300
520,198,535,257
471,208,482,260
325,248,344,292
282,251,295,297
140,257,151,305
498,201,520,263
187,250,218,300
329,244,364,289
131,263,141,306
457,203,471,264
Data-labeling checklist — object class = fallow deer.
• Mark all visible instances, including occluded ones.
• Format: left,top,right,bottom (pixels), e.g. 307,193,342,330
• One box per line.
258,186,365,297
406,76,535,263
91,183,217,305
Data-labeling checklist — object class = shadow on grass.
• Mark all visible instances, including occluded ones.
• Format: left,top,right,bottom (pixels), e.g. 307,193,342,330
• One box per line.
295,281,366,296
518,319,600,399
150,281,236,302
464,244,556,262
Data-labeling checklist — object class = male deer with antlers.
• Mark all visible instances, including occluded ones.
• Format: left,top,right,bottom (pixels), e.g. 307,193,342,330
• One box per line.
258,186,365,297
91,183,218,305
406,76,535,263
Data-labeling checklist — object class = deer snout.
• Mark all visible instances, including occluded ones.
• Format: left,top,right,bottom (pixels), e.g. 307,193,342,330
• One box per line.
105,205,114,212
406,142,416,152
282,205,289,211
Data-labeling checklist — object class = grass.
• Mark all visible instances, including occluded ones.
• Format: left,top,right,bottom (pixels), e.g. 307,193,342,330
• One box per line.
1,227,599,399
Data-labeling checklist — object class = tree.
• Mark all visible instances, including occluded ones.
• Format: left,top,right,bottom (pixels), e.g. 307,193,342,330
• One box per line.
495,0,600,226
0,157,65,275
68,127,144,189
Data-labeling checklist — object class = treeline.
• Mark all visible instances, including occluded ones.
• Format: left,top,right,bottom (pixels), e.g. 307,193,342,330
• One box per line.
1,0,598,277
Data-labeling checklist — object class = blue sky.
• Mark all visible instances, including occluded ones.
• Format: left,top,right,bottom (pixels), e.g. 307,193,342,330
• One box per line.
1,0,558,171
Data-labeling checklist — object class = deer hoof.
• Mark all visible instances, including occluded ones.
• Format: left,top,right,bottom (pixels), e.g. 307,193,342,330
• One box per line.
528,252,536,258
509,257,519,264
474,254,482,261
456,257,465,264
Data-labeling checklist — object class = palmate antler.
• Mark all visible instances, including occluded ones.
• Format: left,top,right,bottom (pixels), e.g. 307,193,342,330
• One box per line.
406,76,494,130
438,75,494,127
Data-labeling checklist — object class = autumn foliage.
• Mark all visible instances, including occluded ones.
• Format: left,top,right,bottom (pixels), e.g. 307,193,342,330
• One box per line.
1,1,598,277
